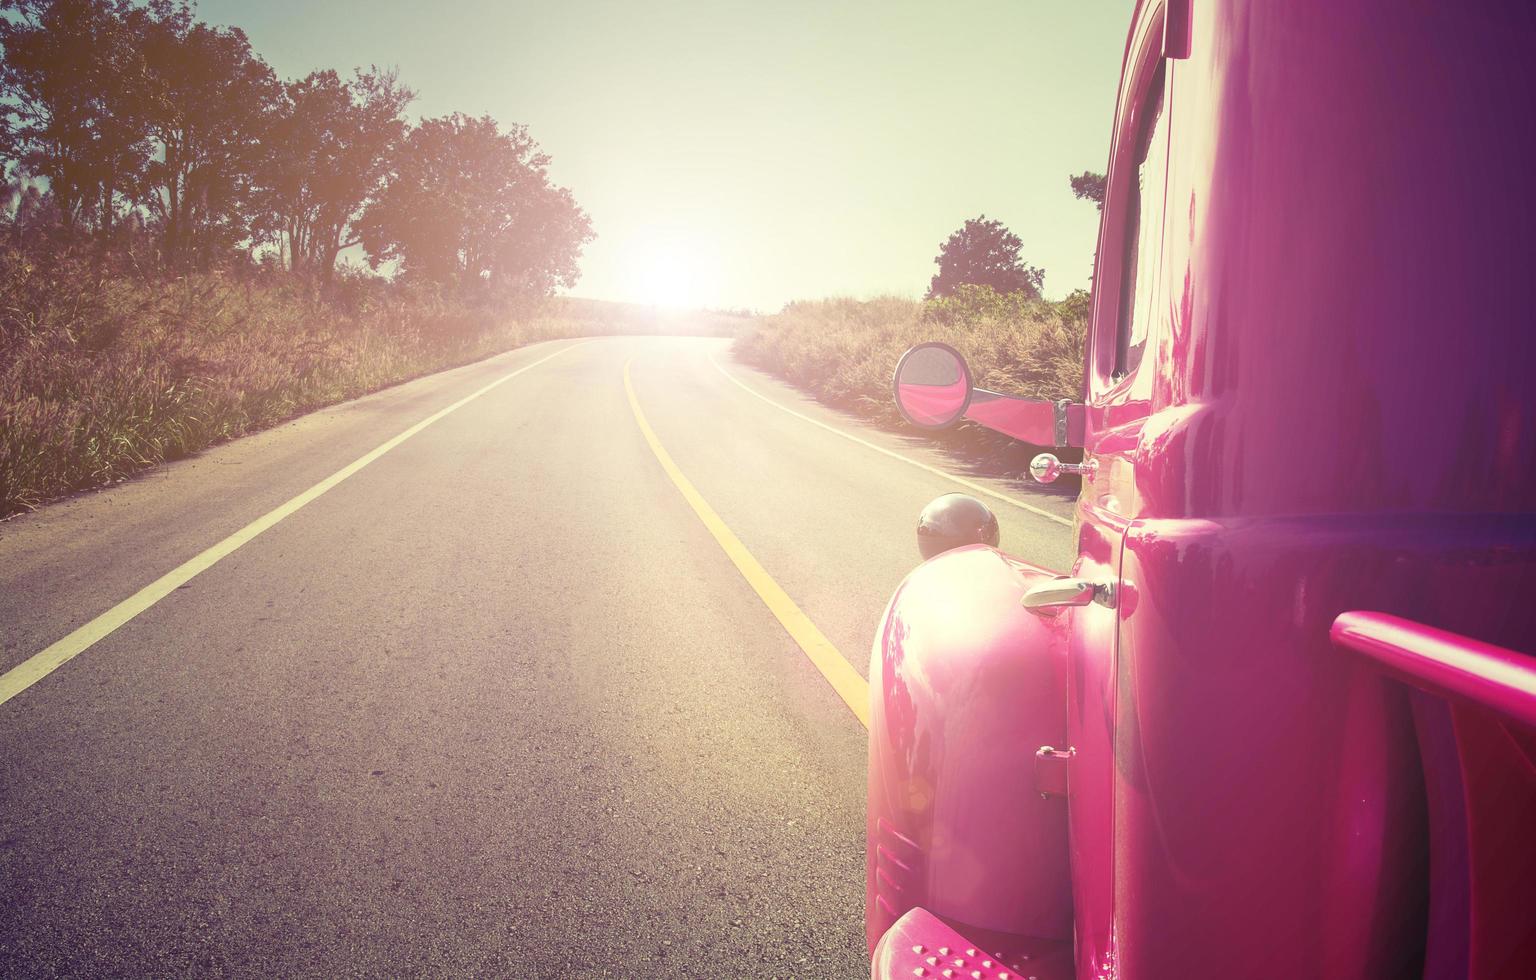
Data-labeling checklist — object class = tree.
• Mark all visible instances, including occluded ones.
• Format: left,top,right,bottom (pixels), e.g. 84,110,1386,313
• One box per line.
482,179,592,295
254,67,412,280
130,0,279,267
358,113,593,294
927,215,1043,299
0,0,593,292
0,0,150,239
1070,170,1106,211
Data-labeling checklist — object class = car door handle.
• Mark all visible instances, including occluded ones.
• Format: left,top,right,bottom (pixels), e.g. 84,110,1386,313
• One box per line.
1022,577,1117,611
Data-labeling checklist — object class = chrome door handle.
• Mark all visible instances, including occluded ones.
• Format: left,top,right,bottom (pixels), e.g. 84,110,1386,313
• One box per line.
1022,577,1116,612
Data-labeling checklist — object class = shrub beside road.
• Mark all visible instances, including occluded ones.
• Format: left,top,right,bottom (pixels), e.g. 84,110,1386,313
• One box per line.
735,284,1087,450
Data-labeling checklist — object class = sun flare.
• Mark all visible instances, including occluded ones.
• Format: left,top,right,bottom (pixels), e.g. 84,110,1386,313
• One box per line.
622,234,717,310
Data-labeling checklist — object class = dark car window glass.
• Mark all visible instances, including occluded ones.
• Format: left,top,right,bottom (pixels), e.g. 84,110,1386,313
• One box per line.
1115,68,1167,380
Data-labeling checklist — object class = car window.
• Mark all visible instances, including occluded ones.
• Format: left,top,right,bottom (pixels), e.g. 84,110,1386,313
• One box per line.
1114,67,1168,381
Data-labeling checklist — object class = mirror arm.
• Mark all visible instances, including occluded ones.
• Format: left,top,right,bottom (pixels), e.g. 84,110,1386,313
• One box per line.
963,389,1085,448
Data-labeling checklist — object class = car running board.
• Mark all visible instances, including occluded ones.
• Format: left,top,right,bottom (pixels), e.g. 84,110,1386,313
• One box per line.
872,907,1074,980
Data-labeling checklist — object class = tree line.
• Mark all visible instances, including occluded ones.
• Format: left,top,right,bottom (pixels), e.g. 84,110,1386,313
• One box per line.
0,0,593,294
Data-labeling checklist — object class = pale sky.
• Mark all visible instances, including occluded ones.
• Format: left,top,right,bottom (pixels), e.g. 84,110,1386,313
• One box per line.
199,0,1132,311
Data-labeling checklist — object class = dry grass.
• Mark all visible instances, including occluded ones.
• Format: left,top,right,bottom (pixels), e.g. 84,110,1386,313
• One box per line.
734,285,1087,435
0,251,741,516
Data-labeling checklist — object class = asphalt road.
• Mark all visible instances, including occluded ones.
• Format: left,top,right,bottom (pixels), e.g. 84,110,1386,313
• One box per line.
0,336,1073,978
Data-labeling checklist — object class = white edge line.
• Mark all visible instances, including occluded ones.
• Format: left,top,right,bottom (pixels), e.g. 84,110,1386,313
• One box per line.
707,352,1073,527
0,340,592,707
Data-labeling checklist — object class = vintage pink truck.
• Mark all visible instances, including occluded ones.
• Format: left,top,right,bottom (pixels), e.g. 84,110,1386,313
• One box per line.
868,1,1536,978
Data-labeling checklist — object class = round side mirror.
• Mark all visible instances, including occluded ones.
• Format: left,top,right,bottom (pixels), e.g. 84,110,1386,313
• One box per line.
893,342,972,429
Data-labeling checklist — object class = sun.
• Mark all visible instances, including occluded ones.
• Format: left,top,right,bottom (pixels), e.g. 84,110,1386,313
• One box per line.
639,251,695,309
622,232,717,310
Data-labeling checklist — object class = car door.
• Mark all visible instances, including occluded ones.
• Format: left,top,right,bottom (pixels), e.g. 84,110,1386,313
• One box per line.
1065,8,1170,975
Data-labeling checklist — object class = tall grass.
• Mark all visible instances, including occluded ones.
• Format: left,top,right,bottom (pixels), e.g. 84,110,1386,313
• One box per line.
735,285,1087,435
0,250,740,516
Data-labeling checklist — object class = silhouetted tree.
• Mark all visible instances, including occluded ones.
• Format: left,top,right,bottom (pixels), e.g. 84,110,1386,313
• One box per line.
927,215,1043,299
359,113,593,294
0,0,149,239
131,0,279,267
0,0,592,291
1070,170,1106,211
254,67,412,280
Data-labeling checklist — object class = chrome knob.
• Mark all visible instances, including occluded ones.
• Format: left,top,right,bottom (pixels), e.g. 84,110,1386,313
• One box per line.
1029,452,1096,484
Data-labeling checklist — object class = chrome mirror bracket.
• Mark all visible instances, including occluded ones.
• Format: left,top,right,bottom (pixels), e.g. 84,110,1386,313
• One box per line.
1029,453,1098,485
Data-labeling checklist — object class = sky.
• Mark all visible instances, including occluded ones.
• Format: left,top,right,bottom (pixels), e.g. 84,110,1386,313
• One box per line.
198,0,1132,311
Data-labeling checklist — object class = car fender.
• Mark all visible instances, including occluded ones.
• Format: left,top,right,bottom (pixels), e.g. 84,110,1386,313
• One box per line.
867,544,1072,950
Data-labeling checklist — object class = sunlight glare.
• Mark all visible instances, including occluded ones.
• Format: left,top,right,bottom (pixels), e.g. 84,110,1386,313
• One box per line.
621,232,718,310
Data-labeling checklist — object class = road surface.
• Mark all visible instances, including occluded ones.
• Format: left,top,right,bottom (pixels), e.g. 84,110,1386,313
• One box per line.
0,336,1073,978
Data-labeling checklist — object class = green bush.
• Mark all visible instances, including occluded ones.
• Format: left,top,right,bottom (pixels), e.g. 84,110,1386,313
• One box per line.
734,284,1086,433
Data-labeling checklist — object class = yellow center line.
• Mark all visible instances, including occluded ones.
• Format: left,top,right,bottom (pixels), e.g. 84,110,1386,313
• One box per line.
623,358,870,728
0,340,592,708
707,351,1073,528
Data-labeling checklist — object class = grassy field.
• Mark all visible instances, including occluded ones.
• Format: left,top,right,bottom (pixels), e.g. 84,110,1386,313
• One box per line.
0,251,744,517
734,285,1087,446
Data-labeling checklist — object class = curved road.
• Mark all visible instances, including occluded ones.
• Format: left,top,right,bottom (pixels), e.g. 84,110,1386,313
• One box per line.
0,336,1072,978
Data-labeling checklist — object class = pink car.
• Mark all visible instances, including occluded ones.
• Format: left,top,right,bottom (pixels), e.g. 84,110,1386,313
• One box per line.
868,1,1536,978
